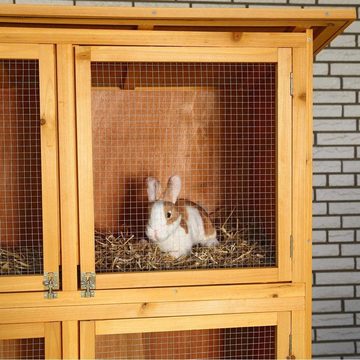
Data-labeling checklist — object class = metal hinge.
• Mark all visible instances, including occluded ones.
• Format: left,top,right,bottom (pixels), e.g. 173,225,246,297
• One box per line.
290,235,294,258
81,272,96,298
43,272,59,299
286,333,296,359
290,72,294,97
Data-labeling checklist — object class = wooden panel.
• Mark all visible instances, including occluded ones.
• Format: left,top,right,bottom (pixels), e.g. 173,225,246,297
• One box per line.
0,323,44,340
0,28,306,47
62,321,79,359
57,44,79,291
0,43,39,59
75,47,95,274
80,321,95,359
277,312,291,359
0,276,42,292
96,268,280,289
44,322,61,359
96,313,278,335
277,48,292,281
90,46,278,62
39,45,60,274
292,310,306,360
0,283,305,309
0,297,304,324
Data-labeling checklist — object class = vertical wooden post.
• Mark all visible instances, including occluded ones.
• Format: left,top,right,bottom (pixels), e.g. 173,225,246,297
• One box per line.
57,44,79,291
277,312,291,359
45,322,62,359
80,321,95,359
63,321,79,359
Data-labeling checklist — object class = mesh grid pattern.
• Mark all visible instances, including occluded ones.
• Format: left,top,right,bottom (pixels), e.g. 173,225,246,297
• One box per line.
96,326,276,359
0,338,45,359
0,60,43,276
92,62,276,273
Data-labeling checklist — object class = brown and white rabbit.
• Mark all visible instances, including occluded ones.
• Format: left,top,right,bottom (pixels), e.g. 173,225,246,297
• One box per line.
145,175,218,258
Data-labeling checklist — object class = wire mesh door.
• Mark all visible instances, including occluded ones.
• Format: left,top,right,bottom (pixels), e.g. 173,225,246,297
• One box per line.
0,322,61,359
80,312,291,359
0,45,59,292
76,45,292,288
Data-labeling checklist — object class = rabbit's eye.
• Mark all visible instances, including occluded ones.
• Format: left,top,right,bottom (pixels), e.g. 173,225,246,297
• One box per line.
166,211,172,219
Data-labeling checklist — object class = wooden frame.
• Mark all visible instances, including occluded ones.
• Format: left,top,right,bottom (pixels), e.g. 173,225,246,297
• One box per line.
80,312,291,359
0,44,59,293
0,322,61,359
75,43,292,289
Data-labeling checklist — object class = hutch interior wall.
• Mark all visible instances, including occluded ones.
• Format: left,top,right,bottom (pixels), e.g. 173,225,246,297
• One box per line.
0,4,355,359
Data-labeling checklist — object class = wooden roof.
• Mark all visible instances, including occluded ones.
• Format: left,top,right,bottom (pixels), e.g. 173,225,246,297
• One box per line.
0,5,356,54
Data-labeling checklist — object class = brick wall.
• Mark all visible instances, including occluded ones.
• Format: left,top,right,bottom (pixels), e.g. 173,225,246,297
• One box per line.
2,0,359,357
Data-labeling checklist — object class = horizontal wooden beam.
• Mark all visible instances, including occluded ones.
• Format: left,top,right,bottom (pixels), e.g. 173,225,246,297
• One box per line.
0,275,43,293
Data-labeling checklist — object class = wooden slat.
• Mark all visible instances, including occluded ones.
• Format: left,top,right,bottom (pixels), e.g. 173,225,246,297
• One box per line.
75,47,95,274
0,283,305,309
0,323,44,340
80,321,95,359
96,268,280,289
0,28,307,47
45,322,61,359
0,275,42,292
39,44,60,274
62,321,79,359
90,46,278,62
0,297,305,324
0,5,354,22
277,312,291,359
292,310,306,360
57,44,79,291
277,48,292,281
96,312,278,335
0,43,39,59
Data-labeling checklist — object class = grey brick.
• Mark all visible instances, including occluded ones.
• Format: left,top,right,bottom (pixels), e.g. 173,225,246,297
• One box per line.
317,189,360,201
16,0,72,3
0,0,13,3
313,300,342,313
358,175,360,186
314,119,357,131
313,216,340,229
357,257,360,270
233,0,287,3
313,230,327,243
342,244,360,256
76,1,132,5
313,174,327,187
329,175,355,187
345,300,360,312
329,202,360,215
345,21,360,34
329,230,355,242
313,105,342,118
192,3,246,7
343,161,360,173
313,244,339,257
313,313,354,327
313,285,354,299
317,133,360,146
313,160,341,173
316,327,360,341
358,314,360,325
319,0,360,3
343,78,360,90
357,230,360,241
316,49,360,62
331,64,360,76
313,147,354,159
314,91,355,104
344,105,360,117
330,35,356,48
313,77,341,90
314,63,329,76
313,257,354,270
312,342,355,356
290,0,315,3
313,203,327,215
316,272,360,285
343,216,360,228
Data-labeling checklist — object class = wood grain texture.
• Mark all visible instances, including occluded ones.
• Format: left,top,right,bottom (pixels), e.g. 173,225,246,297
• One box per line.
62,321,79,359
80,321,95,359
0,323,44,340
45,322,61,359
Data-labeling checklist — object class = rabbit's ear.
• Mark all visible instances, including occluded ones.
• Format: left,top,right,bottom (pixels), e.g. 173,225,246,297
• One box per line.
146,177,162,202
164,175,181,204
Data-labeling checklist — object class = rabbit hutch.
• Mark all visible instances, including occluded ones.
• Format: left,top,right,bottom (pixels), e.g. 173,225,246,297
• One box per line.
0,4,355,359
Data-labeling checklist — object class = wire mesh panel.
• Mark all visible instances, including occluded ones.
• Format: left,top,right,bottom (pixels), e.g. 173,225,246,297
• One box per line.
96,326,276,360
0,60,43,276
0,338,44,359
91,62,276,273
